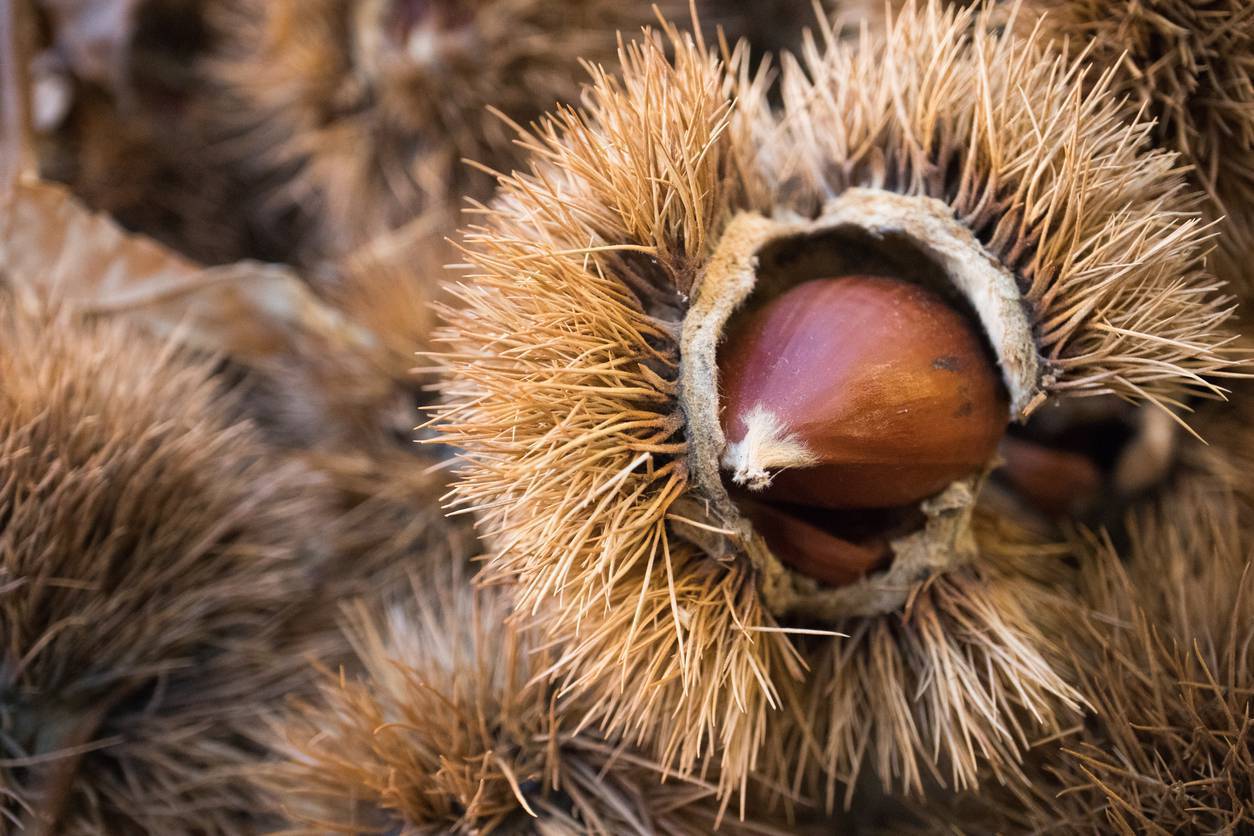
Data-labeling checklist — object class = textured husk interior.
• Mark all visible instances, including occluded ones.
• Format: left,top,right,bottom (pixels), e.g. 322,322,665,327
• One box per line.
678,188,1045,619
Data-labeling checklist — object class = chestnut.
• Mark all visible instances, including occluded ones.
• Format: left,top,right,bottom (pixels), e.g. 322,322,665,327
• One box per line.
735,498,895,588
719,275,1009,509
998,435,1104,519
995,398,1179,521
714,274,1010,590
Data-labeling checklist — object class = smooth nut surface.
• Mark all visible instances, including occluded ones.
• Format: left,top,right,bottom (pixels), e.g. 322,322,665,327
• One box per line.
998,435,1104,518
719,275,1009,510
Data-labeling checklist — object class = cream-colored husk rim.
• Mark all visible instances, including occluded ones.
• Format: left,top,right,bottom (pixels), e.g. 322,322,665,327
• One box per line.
676,188,1045,620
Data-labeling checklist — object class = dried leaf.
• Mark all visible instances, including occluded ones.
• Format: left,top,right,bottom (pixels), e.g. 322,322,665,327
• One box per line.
0,178,407,448
1,178,375,364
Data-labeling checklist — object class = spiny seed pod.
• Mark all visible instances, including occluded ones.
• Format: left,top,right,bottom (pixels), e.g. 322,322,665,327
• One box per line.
768,508,1081,806
0,302,328,834
206,0,673,262
1013,0,1254,294
324,214,444,389
294,449,480,613
258,566,774,834
837,0,1254,294
431,3,1237,804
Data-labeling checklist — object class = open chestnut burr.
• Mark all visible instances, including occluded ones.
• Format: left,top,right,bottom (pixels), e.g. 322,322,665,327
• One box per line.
673,193,1052,620
431,10,1239,802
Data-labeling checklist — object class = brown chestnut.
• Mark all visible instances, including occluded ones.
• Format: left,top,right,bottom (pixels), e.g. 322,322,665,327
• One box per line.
718,275,1008,510
997,435,1104,518
737,499,891,588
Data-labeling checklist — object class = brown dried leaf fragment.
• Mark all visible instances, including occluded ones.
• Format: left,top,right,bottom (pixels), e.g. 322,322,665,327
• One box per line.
0,178,412,449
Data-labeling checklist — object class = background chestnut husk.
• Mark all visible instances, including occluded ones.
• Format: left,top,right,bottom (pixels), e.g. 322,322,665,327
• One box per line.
255,561,783,835
0,302,332,833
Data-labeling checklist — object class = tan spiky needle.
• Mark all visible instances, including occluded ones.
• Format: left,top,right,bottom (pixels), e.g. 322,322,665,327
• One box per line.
1020,0,1254,295
431,1,1240,808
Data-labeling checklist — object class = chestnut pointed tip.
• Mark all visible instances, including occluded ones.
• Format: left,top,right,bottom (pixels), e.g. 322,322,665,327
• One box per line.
720,404,819,491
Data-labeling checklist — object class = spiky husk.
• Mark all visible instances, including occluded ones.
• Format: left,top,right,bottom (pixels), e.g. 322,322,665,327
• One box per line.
908,398,1254,832
293,449,478,611
206,0,670,262
1019,0,1254,294
917,547,1253,832
259,566,779,834
832,0,976,32
830,0,913,32
531,544,806,808
0,301,330,833
431,24,785,800
429,3,1226,800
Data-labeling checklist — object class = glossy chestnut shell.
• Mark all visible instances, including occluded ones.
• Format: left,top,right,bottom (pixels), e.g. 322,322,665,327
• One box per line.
719,275,1008,510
